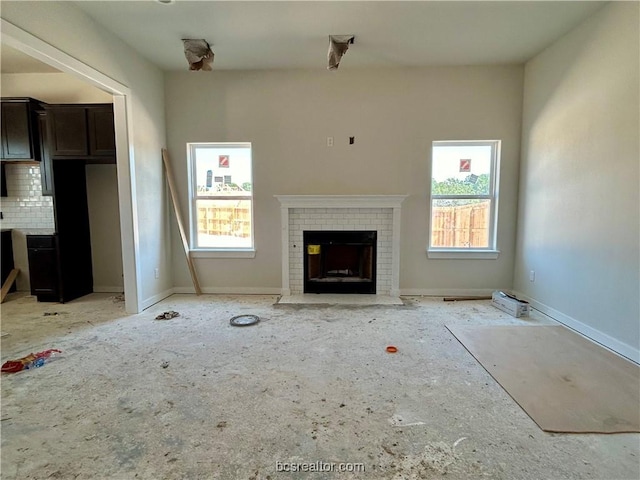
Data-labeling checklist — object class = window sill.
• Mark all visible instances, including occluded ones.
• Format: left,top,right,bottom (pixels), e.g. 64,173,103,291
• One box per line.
427,249,500,259
191,249,256,259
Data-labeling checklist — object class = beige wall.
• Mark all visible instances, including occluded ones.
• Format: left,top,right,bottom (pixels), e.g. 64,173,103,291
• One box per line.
1,72,113,103
86,164,123,291
165,66,524,293
515,2,639,360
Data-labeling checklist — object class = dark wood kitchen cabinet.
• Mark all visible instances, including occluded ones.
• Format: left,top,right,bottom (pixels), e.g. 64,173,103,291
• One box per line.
45,104,115,162
0,98,45,161
27,235,61,302
1,163,7,197
45,106,87,156
87,106,116,157
54,160,94,302
1,230,16,295
27,231,93,303
27,161,94,303
36,110,54,196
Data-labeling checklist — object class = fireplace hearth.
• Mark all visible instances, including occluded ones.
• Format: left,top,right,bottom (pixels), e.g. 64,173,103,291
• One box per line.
303,230,376,294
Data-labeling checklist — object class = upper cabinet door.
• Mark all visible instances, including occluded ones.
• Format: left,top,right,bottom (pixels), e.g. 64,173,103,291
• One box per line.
37,111,54,196
47,106,89,157
1,101,36,160
87,106,116,157
45,104,115,162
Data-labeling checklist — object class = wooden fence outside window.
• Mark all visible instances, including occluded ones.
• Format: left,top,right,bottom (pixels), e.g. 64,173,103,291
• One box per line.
431,200,490,248
197,204,251,238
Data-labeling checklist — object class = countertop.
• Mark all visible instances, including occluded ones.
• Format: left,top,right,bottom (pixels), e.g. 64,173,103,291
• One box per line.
1,228,57,236
22,229,57,236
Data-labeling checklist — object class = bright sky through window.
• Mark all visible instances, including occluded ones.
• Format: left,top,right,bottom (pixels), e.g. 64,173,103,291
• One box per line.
431,145,491,183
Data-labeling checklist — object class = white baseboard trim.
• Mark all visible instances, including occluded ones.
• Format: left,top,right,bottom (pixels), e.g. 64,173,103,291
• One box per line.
140,288,175,311
93,286,125,293
400,288,496,297
514,291,640,365
172,286,283,295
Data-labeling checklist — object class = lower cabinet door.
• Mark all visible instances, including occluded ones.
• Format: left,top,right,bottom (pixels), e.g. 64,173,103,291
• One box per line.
28,247,59,298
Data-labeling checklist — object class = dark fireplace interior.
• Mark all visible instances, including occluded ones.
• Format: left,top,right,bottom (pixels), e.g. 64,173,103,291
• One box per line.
303,230,376,294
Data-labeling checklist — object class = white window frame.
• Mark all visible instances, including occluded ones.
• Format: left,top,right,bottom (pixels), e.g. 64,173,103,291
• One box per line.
187,142,255,258
427,140,500,259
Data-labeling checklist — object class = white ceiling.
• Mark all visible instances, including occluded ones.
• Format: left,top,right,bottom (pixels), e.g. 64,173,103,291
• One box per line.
3,1,606,73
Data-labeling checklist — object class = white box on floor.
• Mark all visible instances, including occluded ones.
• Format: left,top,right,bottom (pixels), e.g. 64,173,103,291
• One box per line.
492,291,530,318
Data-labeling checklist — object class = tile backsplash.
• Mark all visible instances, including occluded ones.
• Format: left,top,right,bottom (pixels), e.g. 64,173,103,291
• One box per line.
0,164,55,230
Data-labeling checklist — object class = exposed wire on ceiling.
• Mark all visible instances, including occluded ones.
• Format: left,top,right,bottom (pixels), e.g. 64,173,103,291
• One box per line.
327,35,354,71
182,39,214,71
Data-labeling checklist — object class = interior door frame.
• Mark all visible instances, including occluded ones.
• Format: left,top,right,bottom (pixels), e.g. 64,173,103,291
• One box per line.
1,19,142,313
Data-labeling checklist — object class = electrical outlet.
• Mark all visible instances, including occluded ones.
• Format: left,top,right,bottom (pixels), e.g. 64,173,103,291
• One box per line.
529,270,535,282
155,268,160,279
327,136,334,147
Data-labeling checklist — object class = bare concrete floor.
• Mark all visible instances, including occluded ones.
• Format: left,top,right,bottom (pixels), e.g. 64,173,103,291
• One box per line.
1,292,638,479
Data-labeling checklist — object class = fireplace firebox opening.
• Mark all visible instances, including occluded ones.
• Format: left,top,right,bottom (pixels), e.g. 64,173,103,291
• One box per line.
303,230,377,294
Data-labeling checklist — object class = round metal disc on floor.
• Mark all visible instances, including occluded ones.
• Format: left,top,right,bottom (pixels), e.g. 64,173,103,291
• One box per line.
229,314,260,327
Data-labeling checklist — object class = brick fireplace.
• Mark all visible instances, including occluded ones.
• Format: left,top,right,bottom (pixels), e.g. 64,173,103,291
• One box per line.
275,195,407,296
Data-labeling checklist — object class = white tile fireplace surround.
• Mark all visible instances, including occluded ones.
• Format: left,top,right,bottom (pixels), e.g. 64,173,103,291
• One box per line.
275,195,407,296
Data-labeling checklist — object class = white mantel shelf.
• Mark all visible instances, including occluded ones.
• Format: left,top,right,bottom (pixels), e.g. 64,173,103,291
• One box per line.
275,194,408,296
274,195,408,209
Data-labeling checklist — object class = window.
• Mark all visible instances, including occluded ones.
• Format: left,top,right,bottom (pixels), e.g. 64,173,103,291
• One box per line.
428,140,500,258
188,143,254,255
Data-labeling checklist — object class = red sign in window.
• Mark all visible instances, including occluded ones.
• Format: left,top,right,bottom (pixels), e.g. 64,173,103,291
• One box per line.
219,155,230,168
459,159,471,172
